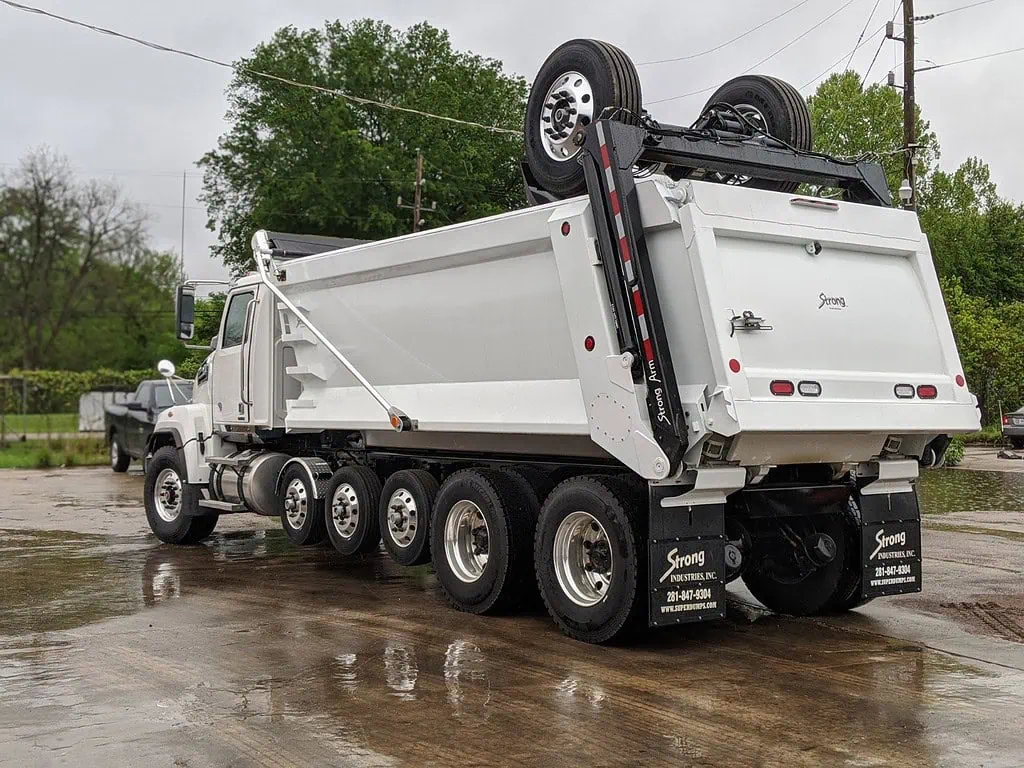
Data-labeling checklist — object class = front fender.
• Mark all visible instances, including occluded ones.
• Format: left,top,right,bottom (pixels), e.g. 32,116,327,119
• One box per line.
148,403,212,485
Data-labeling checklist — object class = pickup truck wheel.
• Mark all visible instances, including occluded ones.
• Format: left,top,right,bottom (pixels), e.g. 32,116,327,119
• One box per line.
379,470,438,566
325,466,382,556
534,476,645,643
109,432,130,473
525,39,642,199
144,446,217,545
431,469,534,615
701,74,812,193
742,513,847,616
278,464,327,546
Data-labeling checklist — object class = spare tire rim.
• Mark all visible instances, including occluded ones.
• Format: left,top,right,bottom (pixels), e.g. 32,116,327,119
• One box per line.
445,500,489,583
154,468,183,523
540,71,594,162
553,511,613,607
331,483,359,539
386,488,419,549
284,478,308,529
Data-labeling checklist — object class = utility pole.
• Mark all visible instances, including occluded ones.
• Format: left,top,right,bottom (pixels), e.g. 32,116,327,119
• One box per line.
180,171,187,279
396,149,437,233
902,0,917,210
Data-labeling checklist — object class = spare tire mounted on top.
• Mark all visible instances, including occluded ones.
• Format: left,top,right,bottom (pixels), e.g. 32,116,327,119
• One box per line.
524,39,642,199
524,40,813,199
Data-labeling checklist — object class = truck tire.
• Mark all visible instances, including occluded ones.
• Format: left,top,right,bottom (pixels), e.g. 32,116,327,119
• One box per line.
325,466,382,556
742,513,847,616
524,39,642,199
430,469,534,614
109,431,130,473
379,469,438,566
825,498,874,613
700,74,812,193
534,476,645,644
144,446,218,545
278,464,327,546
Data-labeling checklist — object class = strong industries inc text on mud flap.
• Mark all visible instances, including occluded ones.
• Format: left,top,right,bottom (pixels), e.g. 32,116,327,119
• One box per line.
648,487,727,627
858,491,923,600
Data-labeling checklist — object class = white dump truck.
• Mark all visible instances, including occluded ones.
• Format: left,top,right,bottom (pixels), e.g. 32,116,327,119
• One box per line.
145,40,979,643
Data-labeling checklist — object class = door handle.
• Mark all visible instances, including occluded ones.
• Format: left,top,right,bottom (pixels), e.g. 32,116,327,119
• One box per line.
240,299,257,407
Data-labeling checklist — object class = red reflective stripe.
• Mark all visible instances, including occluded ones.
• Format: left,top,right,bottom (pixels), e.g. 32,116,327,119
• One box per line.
600,144,611,169
642,338,655,360
619,237,632,262
610,190,621,216
632,287,644,316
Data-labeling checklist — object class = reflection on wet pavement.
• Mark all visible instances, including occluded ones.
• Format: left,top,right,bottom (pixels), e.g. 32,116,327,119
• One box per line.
0,467,1023,766
919,468,1024,514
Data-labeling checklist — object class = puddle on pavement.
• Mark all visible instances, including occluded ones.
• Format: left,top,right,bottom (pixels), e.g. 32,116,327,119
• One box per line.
919,469,1024,515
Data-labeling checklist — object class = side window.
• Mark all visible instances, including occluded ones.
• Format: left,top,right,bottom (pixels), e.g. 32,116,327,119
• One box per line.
136,383,153,405
221,292,254,349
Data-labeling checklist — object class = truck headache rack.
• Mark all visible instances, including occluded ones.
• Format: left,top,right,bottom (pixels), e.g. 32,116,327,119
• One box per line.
570,119,894,471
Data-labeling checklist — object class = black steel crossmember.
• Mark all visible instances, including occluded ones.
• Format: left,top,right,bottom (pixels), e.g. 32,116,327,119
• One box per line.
581,120,688,470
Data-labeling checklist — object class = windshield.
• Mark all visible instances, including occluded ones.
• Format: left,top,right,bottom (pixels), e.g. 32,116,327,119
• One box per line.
154,382,193,409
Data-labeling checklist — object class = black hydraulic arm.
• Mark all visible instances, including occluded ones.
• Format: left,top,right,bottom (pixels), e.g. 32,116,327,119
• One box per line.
581,120,688,470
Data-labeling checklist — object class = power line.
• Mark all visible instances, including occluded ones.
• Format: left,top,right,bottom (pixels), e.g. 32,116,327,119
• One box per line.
915,44,1024,72
914,0,1001,22
801,25,886,91
649,0,862,105
636,0,813,66
0,0,522,136
846,0,884,71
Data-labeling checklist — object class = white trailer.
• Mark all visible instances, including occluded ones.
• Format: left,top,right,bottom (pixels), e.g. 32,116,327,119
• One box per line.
143,41,979,643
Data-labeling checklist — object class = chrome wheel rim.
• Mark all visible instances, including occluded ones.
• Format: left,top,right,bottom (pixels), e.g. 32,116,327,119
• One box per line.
331,483,359,540
386,488,419,549
444,500,489,583
110,441,119,466
553,511,613,607
540,71,594,162
283,478,308,530
153,468,183,523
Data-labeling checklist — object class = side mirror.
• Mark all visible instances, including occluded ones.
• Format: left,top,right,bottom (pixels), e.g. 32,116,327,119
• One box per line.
126,401,147,412
175,285,196,341
157,359,176,378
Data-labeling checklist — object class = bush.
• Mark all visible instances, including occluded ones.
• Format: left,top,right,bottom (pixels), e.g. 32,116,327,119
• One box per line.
944,436,965,466
1,369,158,414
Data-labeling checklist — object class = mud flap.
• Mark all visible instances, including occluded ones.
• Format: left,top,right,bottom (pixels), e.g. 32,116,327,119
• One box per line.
648,487,727,627
857,491,922,599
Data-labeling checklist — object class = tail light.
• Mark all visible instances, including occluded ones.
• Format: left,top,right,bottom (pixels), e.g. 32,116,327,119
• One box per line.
1004,415,1011,426
894,384,915,399
917,385,938,400
770,380,795,396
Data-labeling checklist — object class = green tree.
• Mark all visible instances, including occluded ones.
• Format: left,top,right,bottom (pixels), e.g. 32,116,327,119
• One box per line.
200,19,527,274
919,159,1024,303
0,149,181,371
807,71,938,199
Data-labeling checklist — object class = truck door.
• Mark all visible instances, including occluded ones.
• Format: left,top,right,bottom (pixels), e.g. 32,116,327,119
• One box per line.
213,288,257,424
126,382,153,456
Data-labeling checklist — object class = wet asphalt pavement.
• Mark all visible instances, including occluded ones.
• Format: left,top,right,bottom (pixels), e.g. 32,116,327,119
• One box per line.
1,463,1023,767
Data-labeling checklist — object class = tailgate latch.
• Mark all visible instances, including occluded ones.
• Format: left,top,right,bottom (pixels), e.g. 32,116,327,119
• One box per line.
730,310,773,337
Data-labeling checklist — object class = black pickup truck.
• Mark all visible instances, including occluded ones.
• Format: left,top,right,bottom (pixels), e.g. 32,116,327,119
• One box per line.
105,380,192,472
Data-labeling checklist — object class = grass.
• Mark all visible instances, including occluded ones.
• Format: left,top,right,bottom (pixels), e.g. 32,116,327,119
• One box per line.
962,425,1009,445
0,413,79,435
0,438,109,469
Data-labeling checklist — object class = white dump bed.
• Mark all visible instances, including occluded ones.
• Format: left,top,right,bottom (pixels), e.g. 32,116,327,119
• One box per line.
269,176,979,477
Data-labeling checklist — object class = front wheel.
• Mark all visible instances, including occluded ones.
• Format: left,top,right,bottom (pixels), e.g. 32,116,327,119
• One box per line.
741,513,847,616
144,446,218,545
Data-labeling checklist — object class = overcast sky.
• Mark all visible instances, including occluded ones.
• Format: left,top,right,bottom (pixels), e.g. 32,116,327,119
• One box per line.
2,0,1021,280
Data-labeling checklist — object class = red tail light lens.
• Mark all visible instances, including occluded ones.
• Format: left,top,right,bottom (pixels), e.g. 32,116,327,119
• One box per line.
770,380,795,396
917,385,938,400
1003,415,1011,426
